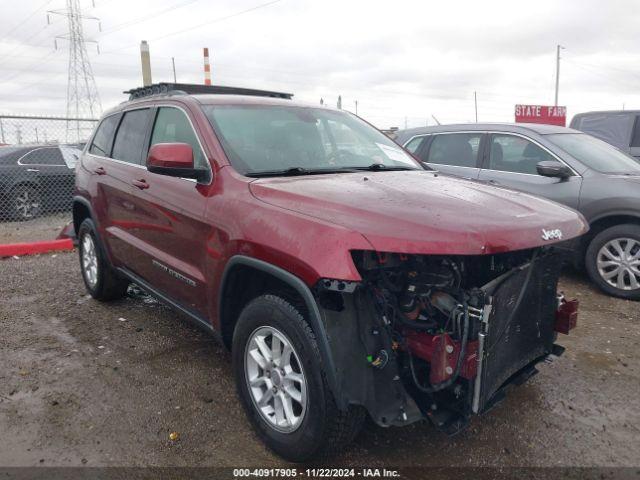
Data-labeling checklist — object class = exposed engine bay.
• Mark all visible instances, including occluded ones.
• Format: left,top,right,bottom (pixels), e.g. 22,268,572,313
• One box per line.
316,247,578,434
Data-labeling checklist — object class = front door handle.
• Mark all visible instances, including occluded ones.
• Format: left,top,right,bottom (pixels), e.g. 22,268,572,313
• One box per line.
27,168,40,172
94,167,106,175
488,179,500,185
132,179,150,190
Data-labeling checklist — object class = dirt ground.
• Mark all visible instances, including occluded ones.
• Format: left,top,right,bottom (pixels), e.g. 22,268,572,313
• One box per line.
0,251,638,469
0,213,71,244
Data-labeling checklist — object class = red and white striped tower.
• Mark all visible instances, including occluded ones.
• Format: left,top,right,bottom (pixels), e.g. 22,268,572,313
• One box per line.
203,47,212,85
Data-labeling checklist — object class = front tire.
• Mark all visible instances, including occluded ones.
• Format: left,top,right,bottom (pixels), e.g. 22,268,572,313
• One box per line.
77,218,129,301
585,224,640,300
232,294,364,461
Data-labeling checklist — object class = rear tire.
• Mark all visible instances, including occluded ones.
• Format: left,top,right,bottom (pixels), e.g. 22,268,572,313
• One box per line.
585,224,640,300
78,218,129,301
232,294,364,461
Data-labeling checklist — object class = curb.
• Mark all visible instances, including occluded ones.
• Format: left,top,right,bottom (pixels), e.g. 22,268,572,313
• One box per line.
0,238,75,258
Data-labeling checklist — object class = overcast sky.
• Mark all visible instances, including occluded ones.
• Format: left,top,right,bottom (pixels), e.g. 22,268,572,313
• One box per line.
1,0,640,130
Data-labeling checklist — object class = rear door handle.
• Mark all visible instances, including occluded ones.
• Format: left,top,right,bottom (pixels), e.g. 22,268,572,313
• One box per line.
132,179,149,190
27,168,40,172
94,167,106,175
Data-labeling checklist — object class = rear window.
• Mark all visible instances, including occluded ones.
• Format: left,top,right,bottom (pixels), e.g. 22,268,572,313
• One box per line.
572,113,633,149
89,114,120,157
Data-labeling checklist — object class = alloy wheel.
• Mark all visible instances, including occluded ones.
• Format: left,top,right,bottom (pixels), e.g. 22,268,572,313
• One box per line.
81,233,99,289
244,326,308,433
14,188,40,219
597,238,640,291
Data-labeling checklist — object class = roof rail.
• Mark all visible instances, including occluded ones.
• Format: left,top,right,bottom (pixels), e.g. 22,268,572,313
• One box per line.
124,82,293,101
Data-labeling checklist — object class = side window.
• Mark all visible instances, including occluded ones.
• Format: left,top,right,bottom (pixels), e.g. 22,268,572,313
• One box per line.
631,116,640,148
111,109,151,164
89,114,119,157
488,134,555,175
150,107,207,169
20,147,65,166
426,133,481,167
404,136,426,154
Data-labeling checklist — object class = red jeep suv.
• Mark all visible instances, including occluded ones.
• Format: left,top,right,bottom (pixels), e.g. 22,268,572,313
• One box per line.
73,83,587,461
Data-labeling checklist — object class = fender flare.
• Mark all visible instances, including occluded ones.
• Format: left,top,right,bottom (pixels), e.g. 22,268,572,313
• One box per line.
72,195,114,264
219,255,343,408
72,195,98,231
588,210,640,225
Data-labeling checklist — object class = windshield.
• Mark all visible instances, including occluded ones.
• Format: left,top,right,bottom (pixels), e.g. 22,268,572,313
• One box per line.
203,105,422,176
548,133,640,174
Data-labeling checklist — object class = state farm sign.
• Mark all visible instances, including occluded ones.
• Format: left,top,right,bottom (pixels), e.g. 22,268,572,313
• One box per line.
515,105,566,126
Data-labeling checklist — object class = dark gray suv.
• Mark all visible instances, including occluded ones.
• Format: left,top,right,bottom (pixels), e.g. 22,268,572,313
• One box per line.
395,123,640,300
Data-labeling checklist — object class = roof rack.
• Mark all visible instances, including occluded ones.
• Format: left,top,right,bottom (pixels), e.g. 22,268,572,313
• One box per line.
124,82,293,101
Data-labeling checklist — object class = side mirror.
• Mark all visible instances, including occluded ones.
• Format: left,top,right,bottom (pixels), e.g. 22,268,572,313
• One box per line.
147,143,208,182
536,160,572,179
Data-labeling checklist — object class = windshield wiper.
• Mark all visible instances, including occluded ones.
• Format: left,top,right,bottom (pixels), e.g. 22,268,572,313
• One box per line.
246,166,358,178
351,163,419,172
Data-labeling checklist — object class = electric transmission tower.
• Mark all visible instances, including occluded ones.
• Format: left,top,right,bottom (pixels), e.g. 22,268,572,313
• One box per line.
48,0,102,142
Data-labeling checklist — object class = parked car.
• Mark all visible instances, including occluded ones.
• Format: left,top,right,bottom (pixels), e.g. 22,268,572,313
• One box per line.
73,83,586,461
570,110,640,159
0,143,82,221
395,123,640,300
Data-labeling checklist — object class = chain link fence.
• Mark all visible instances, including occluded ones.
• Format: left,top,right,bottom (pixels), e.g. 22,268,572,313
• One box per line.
0,115,98,242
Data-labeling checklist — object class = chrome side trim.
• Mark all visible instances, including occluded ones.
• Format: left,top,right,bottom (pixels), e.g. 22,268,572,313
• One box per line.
403,130,581,177
84,104,211,185
16,146,66,167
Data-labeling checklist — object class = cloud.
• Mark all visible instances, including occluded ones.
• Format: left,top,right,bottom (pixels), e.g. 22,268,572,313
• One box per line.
1,0,639,128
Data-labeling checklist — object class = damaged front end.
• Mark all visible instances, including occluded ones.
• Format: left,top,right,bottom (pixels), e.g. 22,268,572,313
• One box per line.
314,247,578,434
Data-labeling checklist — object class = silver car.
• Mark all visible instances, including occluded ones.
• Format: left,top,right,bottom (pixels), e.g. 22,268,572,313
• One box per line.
395,123,640,300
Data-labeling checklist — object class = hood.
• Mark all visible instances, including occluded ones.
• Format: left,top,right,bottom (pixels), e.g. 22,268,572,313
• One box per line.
249,170,588,255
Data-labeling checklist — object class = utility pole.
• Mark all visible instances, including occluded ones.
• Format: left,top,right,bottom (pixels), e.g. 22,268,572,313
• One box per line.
404,116,407,129
0,119,4,144
474,91,478,122
554,44,564,106
355,100,358,116
171,57,177,83
140,40,152,86
49,0,102,142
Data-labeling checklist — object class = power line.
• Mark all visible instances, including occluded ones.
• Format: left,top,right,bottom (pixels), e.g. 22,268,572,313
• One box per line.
102,0,284,53
0,0,54,44
97,0,201,36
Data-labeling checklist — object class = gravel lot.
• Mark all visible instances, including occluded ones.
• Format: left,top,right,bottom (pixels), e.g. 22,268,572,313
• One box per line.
0,213,71,244
0,251,638,468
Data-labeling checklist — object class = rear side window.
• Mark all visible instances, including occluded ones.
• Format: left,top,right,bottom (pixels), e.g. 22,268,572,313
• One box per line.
574,113,633,149
150,107,207,169
426,133,481,167
19,147,65,166
404,136,426,154
89,114,119,157
111,109,151,164
631,116,640,148
488,135,555,175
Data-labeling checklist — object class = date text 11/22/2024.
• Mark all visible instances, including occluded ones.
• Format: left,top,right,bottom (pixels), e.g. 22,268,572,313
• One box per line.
233,468,401,478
